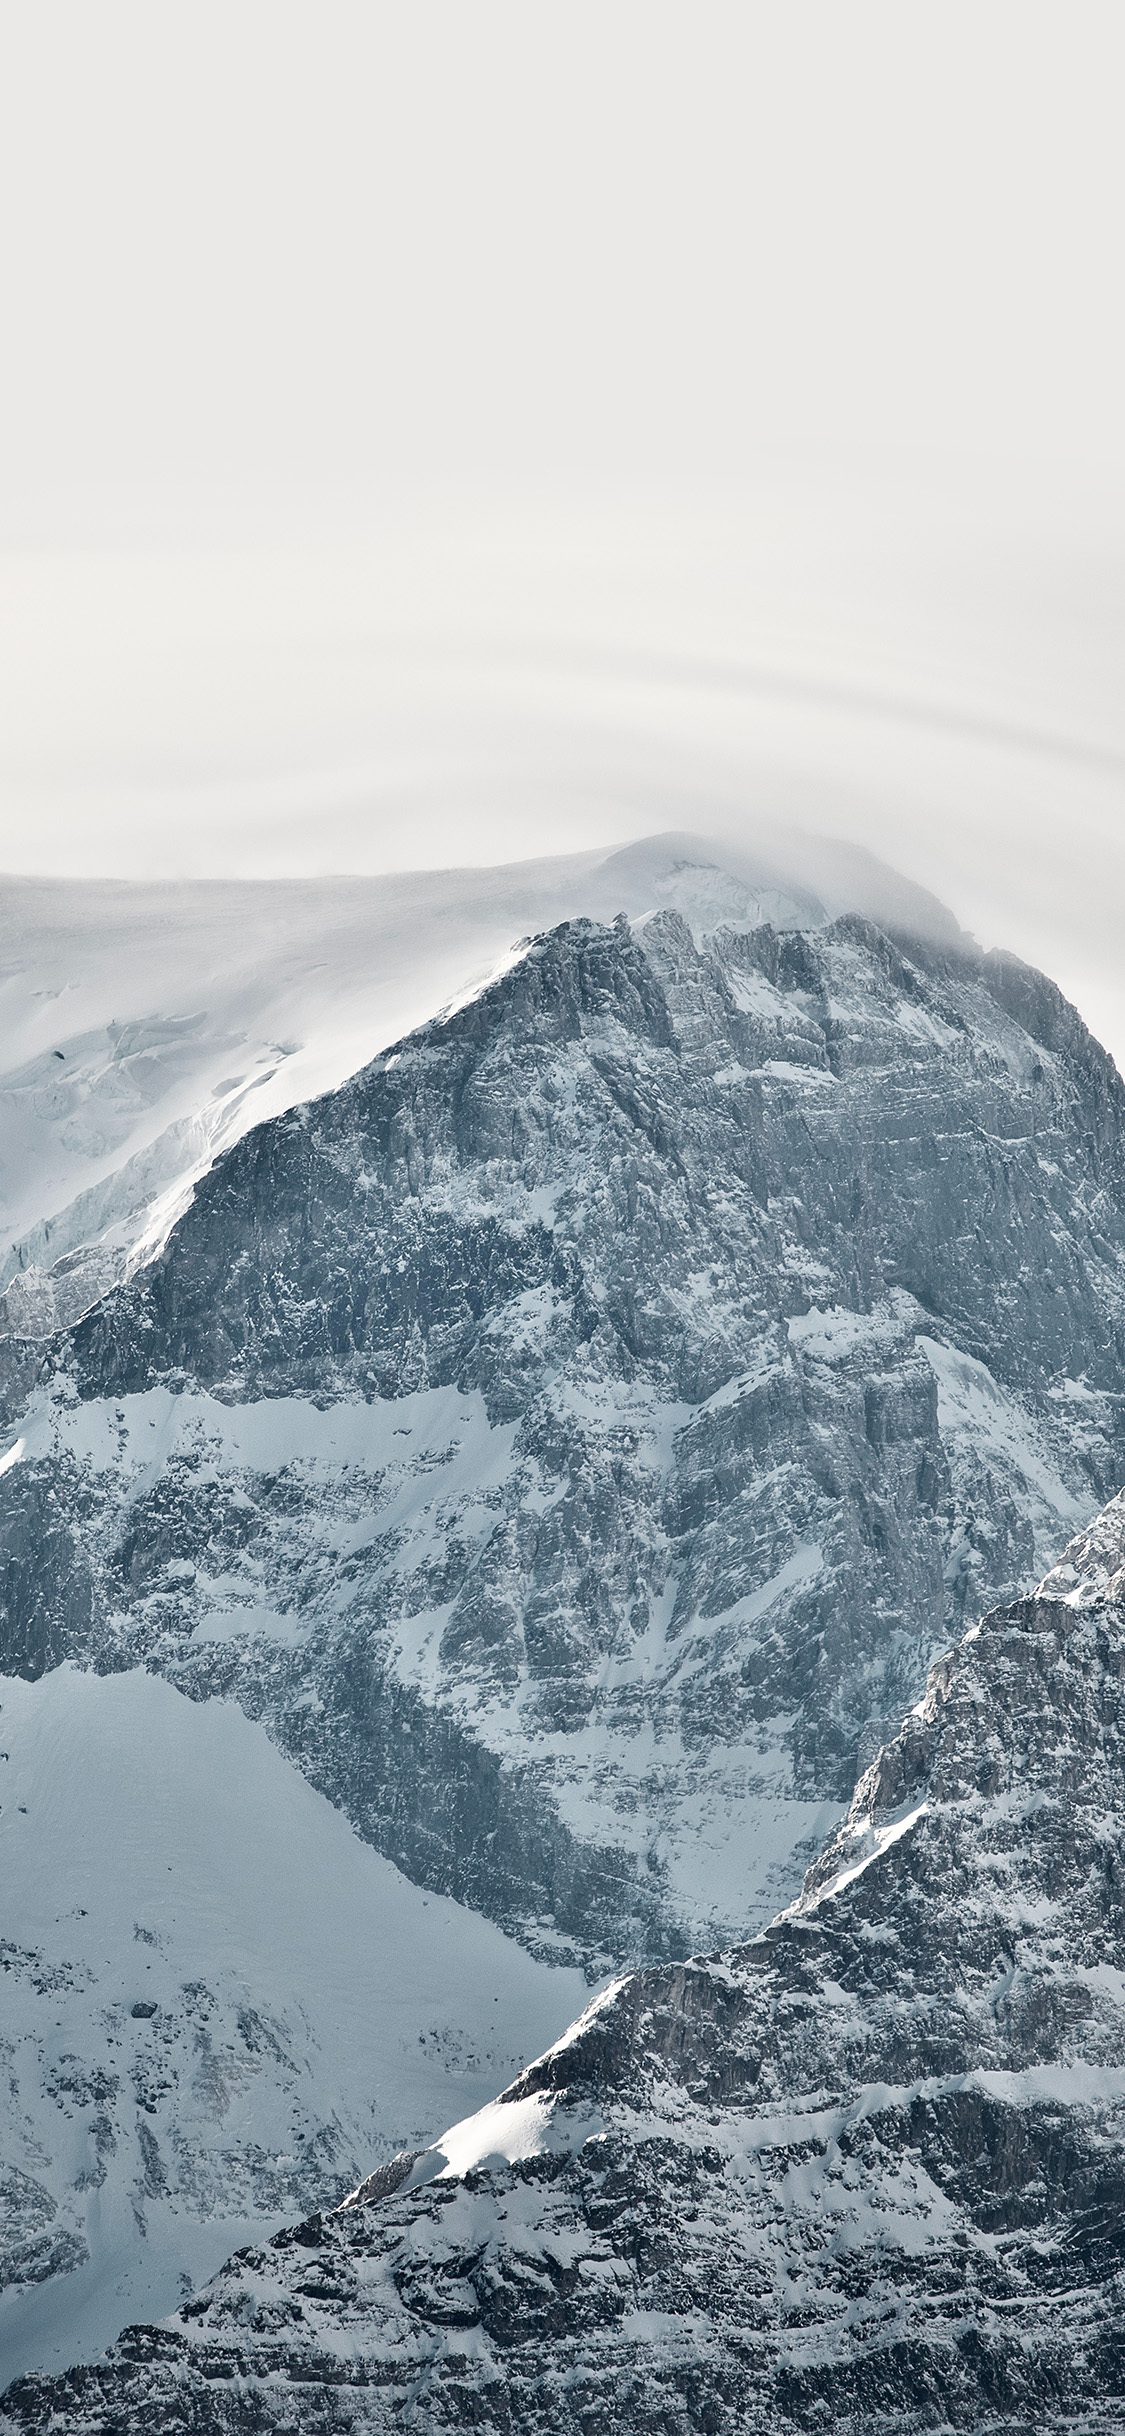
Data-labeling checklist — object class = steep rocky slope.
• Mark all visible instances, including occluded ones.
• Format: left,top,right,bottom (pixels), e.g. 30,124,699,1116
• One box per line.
2,904,1124,1972
10,1490,1125,2432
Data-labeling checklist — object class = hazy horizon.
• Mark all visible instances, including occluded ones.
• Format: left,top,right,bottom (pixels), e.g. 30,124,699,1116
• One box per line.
1,5,1122,1057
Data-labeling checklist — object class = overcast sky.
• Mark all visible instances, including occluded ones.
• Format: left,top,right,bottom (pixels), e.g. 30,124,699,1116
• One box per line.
1,2,1123,1054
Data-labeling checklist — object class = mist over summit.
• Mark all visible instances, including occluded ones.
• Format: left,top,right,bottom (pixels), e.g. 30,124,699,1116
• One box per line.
0,828,972,1340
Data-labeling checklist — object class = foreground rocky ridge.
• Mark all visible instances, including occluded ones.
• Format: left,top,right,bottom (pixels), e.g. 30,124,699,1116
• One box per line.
9,1491,1125,2432
2,907,1124,1974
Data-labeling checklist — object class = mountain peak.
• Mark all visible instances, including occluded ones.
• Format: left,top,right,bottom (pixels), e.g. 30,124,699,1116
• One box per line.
590,825,970,953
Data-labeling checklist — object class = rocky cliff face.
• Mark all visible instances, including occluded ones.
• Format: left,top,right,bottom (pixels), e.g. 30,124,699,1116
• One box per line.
10,1490,1125,2433
2,907,1124,1973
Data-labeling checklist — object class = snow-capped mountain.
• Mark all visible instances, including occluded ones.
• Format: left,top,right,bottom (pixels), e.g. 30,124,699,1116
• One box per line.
10,1486,1125,2433
3,839,1125,2383
0,830,961,1339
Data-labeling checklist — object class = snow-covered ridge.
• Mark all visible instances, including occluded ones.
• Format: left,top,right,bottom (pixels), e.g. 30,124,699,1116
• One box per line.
1035,1482,1125,1609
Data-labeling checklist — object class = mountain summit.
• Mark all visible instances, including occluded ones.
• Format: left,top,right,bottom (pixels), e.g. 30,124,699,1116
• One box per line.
0,828,964,1339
